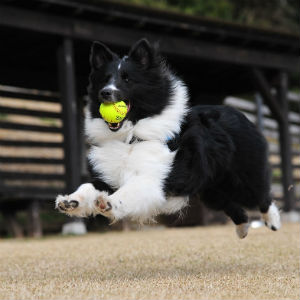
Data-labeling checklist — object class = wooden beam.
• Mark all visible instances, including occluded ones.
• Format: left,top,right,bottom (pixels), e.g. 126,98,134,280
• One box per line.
0,88,59,102
0,68,58,91
251,68,284,123
0,157,63,164
0,186,64,199
27,200,42,238
0,106,61,118
57,38,81,193
41,0,300,49
0,172,64,180
0,5,299,71
277,72,295,211
0,122,62,133
0,141,63,148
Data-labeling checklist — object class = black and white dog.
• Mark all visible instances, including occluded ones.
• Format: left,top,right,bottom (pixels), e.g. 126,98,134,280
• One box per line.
56,39,281,238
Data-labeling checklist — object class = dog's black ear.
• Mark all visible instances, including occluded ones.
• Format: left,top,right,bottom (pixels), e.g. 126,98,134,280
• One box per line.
90,41,115,69
128,38,153,68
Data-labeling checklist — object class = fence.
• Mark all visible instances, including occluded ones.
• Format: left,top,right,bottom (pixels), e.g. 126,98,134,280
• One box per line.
0,85,66,199
1,87,299,202
0,85,299,236
224,92,300,203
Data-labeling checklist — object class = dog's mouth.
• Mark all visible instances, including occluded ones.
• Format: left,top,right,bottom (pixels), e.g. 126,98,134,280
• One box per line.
107,121,123,131
106,101,131,132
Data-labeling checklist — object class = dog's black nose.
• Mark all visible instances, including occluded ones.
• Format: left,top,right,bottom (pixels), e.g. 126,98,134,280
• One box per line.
100,88,112,100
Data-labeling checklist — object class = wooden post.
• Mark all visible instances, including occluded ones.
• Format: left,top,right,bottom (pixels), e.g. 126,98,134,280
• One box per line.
27,200,42,238
3,210,24,238
277,72,295,211
251,68,284,123
57,38,81,193
255,92,264,132
78,96,88,181
252,69,295,210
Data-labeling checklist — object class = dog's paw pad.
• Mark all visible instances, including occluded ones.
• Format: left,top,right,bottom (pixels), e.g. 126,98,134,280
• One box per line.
95,197,112,212
56,196,79,212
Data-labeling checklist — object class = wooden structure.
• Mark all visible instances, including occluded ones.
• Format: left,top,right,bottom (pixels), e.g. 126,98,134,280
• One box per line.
0,0,299,234
225,94,300,199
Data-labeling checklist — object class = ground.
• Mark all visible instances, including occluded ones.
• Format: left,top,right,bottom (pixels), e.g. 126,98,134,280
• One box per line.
0,223,299,300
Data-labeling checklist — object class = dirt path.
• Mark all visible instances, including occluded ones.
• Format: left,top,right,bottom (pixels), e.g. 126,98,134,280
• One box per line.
0,223,299,300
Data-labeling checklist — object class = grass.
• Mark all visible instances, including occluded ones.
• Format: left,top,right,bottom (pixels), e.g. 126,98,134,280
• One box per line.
0,223,299,300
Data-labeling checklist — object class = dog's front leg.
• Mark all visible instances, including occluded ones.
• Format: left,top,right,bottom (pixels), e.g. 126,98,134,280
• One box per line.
95,176,166,221
55,183,111,218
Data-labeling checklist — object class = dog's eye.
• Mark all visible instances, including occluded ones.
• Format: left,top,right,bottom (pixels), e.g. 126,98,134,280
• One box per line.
121,72,129,83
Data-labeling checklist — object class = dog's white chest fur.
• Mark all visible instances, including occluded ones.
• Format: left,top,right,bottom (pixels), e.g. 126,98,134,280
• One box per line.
88,140,175,190
87,139,188,220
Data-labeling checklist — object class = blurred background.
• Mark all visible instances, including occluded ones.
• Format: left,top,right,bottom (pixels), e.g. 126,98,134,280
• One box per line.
0,0,299,237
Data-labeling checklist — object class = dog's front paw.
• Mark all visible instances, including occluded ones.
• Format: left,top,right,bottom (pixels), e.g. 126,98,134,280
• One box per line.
94,193,116,221
56,195,79,213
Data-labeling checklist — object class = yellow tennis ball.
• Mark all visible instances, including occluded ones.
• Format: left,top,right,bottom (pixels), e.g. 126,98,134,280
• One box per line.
99,101,128,123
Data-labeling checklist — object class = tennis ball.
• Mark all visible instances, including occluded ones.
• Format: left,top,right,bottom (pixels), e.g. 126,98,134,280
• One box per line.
99,101,128,123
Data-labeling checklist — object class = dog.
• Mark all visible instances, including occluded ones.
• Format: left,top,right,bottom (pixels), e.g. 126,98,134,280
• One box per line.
56,38,281,238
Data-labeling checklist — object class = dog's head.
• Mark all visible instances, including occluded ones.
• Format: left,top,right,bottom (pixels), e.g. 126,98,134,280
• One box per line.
87,38,172,131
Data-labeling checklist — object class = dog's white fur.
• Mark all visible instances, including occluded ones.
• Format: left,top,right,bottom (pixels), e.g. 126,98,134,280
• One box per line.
88,140,176,220
262,202,281,230
236,223,250,239
56,183,102,217
56,78,189,221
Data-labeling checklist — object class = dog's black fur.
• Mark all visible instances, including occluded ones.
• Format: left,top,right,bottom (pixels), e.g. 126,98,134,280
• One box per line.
87,39,272,226
165,105,272,225
88,39,172,123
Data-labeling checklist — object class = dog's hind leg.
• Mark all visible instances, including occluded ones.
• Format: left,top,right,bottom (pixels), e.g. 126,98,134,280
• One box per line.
224,202,249,239
260,198,281,231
